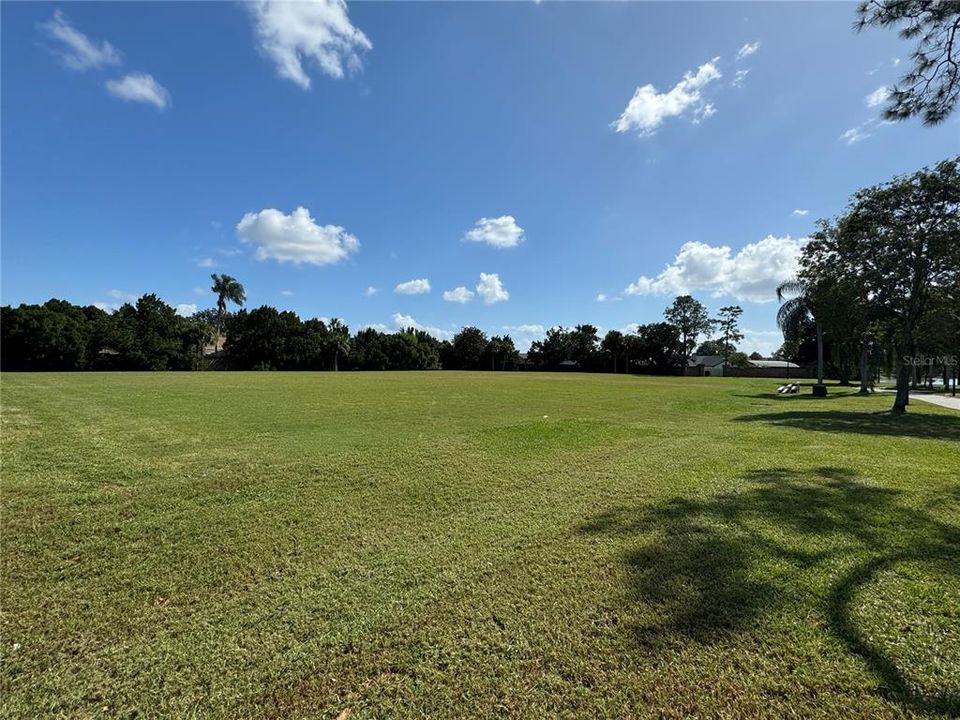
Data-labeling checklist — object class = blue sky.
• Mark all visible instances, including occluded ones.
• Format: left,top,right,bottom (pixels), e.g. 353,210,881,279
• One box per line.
2,1,957,354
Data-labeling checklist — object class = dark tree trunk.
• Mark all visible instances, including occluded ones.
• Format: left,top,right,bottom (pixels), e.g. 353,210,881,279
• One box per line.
858,341,871,394
816,320,824,385
892,331,913,414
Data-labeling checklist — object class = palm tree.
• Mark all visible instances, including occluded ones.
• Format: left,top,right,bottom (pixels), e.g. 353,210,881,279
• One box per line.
326,318,350,371
776,279,824,389
210,274,246,353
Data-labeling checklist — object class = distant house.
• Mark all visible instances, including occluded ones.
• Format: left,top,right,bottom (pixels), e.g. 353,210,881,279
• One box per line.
688,355,803,377
687,355,726,376
202,335,226,356
748,359,800,370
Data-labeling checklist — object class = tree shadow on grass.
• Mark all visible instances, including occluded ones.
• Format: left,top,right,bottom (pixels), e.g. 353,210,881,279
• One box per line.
733,410,960,440
578,467,960,715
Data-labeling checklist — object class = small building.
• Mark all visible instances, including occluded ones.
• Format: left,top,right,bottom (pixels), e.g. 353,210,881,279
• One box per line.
687,355,726,377
748,359,800,370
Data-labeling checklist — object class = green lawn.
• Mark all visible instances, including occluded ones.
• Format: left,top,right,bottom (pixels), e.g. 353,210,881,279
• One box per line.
2,372,958,719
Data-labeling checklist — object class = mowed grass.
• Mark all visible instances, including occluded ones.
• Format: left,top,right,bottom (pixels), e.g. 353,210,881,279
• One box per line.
2,372,958,719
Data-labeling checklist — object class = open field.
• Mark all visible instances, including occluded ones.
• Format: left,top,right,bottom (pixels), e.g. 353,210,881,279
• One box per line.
2,372,958,719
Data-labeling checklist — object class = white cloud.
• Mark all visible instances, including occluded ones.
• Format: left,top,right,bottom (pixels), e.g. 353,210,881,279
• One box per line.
596,293,608,302
476,272,509,304
237,206,359,266
248,0,372,89
624,235,805,304
503,324,544,335
443,286,475,303
175,303,198,317
395,278,431,295
741,329,783,357
197,257,216,268
281,290,294,296
736,41,760,60
39,10,122,71
464,216,525,249
391,313,455,340
502,323,544,351
865,86,891,108
105,73,171,110
613,58,721,136
732,69,750,88
365,286,378,297
107,289,138,302
792,209,808,216
361,322,390,332
841,122,873,145
94,302,120,313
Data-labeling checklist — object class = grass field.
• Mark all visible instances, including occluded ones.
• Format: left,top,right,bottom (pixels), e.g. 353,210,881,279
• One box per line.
2,372,958,719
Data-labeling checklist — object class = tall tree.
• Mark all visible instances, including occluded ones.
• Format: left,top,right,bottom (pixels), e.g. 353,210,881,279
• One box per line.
600,330,625,373
856,0,960,125
633,323,683,374
210,274,246,352
800,158,960,413
569,324,600,369
326,318,350,371
451,327,488,370
777,280,826,387
486,335,519,370
714,306,744,365
664,295,713,368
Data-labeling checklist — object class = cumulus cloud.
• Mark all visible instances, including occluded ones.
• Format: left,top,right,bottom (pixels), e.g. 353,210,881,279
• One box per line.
395,278,431,295
105,73,171,110
248,0,372,89
391,313,455,340
613,58,721,136
732,69,750,88
596,293,608,302
361,322,390,332
196,257,216,268
281,290,294,296
237,206,359,266
792,209,809,216
502,323,545,351
175,303,198,317
865,86,891,108
443,286,475,303
736,41,760,60
365,286,378,297
39,10,122,71
624,235,805,303
476,272,509,304
464,216,525,249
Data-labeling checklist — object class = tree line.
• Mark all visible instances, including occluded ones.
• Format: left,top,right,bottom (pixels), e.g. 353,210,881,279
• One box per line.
2,281,753,374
